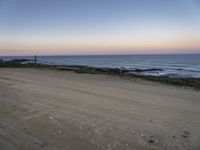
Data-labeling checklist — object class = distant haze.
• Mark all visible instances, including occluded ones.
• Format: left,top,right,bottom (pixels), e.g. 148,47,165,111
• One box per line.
0,0,200,55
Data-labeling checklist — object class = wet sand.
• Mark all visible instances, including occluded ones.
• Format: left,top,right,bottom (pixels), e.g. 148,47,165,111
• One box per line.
0,68,200,150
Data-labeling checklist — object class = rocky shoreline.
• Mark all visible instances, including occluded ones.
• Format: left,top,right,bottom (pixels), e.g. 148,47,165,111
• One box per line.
0,59,200,89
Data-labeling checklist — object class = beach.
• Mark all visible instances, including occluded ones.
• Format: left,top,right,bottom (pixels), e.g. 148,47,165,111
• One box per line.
0,68,200,150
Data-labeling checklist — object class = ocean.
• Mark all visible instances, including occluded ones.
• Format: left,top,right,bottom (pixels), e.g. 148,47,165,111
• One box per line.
1,54,200,78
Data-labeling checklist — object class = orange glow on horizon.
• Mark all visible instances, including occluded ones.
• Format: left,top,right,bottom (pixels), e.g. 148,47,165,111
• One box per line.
1,31,200,55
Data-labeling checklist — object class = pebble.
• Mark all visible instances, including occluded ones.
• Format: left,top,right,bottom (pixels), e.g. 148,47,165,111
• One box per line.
181,130,191,138
58,130,62,134
40,142,48,148
140,134,144,137
48,116,53,120
148,136,158,144
148,139,155,144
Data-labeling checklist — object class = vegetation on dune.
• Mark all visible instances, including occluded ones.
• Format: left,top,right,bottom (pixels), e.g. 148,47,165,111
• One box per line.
74,66,126,75
0,60,56,69
0,60,200,89
130,75,200,89
1,62,39,68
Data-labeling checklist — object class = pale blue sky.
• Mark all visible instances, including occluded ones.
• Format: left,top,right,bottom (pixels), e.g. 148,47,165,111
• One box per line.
0,0,200,55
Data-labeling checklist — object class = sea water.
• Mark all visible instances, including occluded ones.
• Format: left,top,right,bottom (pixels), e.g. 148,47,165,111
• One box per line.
1,54,200,78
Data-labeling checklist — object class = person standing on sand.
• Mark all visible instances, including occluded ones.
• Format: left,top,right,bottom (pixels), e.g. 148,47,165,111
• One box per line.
34,55,37,66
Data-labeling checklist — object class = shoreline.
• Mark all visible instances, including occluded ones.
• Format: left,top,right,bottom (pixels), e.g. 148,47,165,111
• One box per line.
0,60,200,89
1,54,200,79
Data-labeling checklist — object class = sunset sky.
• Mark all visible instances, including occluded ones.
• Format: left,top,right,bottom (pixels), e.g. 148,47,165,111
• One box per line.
0,0,200,55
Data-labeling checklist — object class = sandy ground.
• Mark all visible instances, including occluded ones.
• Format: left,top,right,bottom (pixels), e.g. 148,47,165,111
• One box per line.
0,68,200,150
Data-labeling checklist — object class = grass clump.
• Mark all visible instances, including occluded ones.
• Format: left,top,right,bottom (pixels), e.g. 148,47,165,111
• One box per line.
75,66,123,75
130,75,200,89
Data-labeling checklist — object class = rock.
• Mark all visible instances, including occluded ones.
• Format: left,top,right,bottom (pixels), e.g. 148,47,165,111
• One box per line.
148,136,158,144
91,124,95,127
134,68,164,72
148,139,155,144
181,130,191,138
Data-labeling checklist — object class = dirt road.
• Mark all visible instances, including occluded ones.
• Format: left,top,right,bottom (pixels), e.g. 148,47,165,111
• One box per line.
0,68,200,150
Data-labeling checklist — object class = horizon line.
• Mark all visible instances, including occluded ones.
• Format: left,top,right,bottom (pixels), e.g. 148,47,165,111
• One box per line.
1,53,200,57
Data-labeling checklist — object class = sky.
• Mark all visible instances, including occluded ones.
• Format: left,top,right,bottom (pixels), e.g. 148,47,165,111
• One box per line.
0,0,200,56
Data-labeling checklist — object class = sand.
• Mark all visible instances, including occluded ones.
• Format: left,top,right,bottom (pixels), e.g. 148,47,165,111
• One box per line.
0,68,200,150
